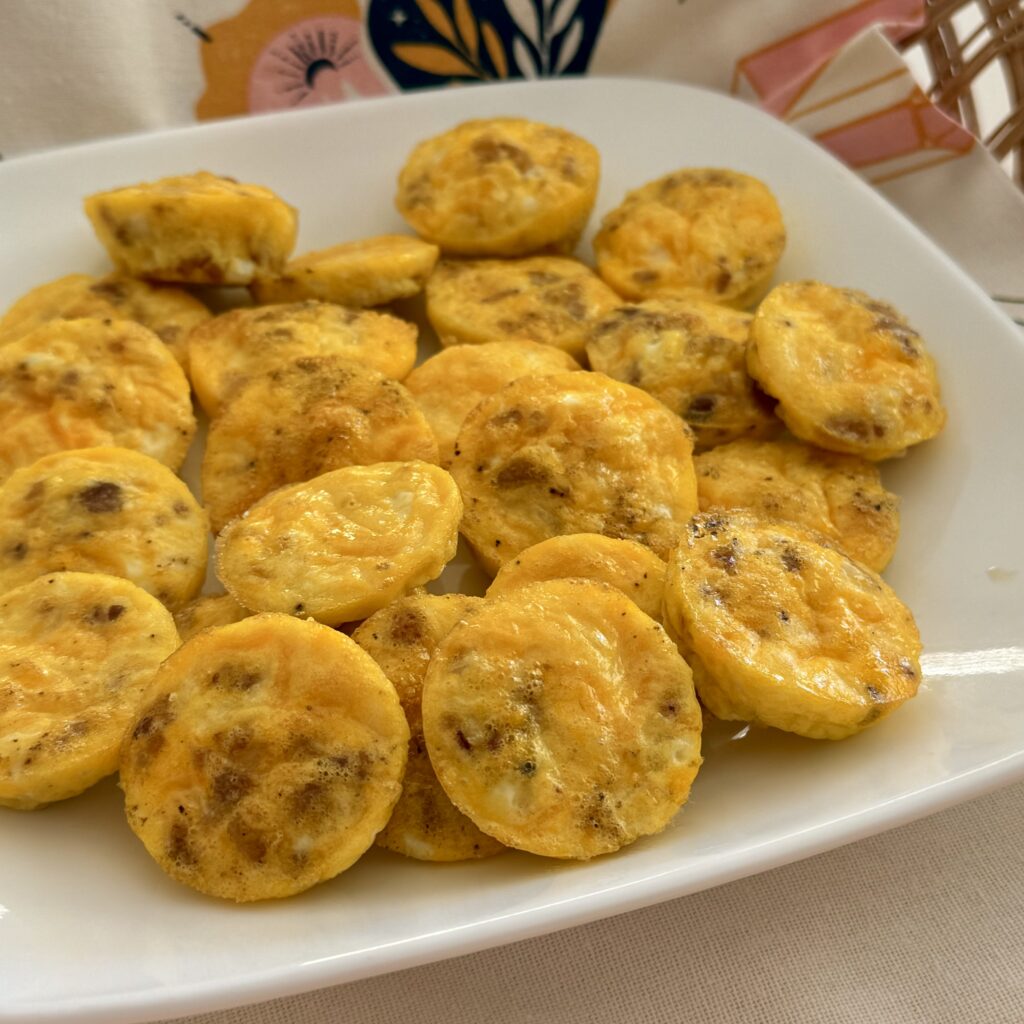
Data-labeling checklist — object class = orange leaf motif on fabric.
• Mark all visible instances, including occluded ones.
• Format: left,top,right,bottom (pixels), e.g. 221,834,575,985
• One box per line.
453,0,480,60
392,43,482,78
415,0,459,47
481,21,509,78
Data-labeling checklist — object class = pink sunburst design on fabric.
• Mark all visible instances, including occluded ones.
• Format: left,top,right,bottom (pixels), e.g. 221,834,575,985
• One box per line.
248,15,390,113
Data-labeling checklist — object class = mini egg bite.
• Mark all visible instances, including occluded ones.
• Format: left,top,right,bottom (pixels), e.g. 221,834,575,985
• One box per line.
487,533,666,622
216,461,462,625
403,340,581,461
663,510,922,740
585,297,778,450
201,356,438,533
0,571,179,810
173,593,250,643
450,371,698,573
747,281,946,460
422,579,703,859
252,235,439,307
352,592,504,862
0,317,195,480
188,301,418,417
593,168,785,308
84,171,297,285
120,614,409,901
694,438,900,572
425,256,620,359
396,117,600,256
0,446,208,611
0,272,210,369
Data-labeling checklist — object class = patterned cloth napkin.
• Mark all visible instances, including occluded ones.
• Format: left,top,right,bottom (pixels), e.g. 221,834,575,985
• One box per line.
2,4,1022,1022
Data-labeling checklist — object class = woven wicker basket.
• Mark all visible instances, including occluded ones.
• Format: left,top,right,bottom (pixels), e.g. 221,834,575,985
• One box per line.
899,0,1024,186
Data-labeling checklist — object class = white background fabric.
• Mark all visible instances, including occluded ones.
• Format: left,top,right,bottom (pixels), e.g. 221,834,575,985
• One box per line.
169,780,1024,1024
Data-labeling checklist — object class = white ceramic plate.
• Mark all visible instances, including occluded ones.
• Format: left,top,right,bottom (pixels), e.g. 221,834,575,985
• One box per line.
2,78,1023,1024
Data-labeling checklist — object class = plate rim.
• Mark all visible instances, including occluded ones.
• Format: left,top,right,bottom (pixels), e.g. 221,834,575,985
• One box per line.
16,748,1024,1024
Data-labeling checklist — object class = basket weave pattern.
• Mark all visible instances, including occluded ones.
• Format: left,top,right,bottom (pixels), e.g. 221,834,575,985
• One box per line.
900,0,1024,185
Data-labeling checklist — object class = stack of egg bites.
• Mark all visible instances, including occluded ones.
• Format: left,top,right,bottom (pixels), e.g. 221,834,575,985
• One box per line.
0,116,945,902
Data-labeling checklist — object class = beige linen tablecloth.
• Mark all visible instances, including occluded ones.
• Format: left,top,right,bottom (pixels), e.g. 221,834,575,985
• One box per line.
171,781,1024,1024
